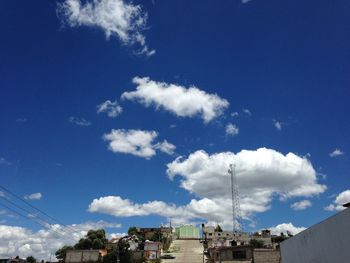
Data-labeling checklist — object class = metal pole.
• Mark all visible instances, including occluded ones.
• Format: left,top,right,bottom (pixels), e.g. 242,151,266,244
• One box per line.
229,164,236,233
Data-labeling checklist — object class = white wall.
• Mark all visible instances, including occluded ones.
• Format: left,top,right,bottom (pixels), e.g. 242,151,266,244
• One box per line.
280,208,350,263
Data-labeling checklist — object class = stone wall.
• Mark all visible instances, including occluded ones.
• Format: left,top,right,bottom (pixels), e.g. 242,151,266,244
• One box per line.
253,249,280,263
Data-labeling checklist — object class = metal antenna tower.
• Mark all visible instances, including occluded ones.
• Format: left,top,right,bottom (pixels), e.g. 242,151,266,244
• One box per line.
228,164,242,233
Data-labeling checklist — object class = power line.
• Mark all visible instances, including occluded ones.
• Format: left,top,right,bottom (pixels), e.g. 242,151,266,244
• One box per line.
0,195,51,228
0,201,69,239
0,185,81,235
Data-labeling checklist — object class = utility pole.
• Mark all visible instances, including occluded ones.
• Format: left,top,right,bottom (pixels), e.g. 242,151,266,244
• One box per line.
228,164,242,233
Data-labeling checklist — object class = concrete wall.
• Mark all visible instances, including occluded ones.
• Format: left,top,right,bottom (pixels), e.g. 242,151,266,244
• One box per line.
253,249,280,263
280,208,350,263
66,250,100,263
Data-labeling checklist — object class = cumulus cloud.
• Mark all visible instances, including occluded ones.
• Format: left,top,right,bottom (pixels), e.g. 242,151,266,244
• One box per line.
329,149,344,157
325,190,350,211
0,221,121,260
89,148,326,229
24,192,42,201
269,223,306,235
166,148,325,220
225,123,239,136
68,116,92,126
103,129,175,158
231,112,239,117
121,77,229,123
57,0,155,56
97,100,123,117
290,200,312,211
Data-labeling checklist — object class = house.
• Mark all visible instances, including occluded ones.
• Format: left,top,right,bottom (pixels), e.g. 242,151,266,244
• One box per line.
208,245,253,263
143,241,161,260
207,246,280,263
280,203,350,263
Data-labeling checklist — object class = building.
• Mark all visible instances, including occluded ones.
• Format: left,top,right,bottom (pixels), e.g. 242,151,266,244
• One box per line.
280,204,350,263
207,246,280,263
208,245,253,262
137,226,171,240
175,225,200,239
143,241,161,260
202,226,270,247
65,250,107,263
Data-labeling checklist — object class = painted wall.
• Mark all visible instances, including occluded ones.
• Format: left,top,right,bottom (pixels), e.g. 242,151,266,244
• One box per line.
280,208,350,263
175,225,200,239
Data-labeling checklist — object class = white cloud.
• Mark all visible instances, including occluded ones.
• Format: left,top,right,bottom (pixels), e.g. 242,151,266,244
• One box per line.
273,120,282,130
225,123,239,136
242,108,251,116
329,149,344,157
231,112,239,117
103,129,175,158
68,116,92,126
269,223,306,235
121,77,229,123
154,140,176,155
325,190,350,211
57,0,155,56
0,221,121,260
24,193,42,201
166,148,325,220
290,200,312,211
89,148,326,229
97,100,123,117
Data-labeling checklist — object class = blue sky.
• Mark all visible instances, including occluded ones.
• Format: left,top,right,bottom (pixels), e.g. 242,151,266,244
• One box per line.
0,0,350,258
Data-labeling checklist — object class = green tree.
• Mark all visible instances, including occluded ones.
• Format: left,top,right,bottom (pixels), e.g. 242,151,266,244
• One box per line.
127,226,138,236
214,225,223,232
103,241,132,263
74,229,107,249
26,256,36,263
249,239,264,248
149,230,162,242
55,246,74,263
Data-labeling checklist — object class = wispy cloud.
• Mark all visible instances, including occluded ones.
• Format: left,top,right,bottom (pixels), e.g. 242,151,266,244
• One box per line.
225,123,239,136
273,120,283,131
97,100,123,118
329,149,344,157
290,200,312,211
57,0,155,56
231,112,239,117
24,192,42,201
68,116,92,126
0,157,12,166
242,108,251,116
15,118,27,123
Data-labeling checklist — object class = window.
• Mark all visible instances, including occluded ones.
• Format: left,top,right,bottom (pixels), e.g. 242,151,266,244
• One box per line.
232,250,247,259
